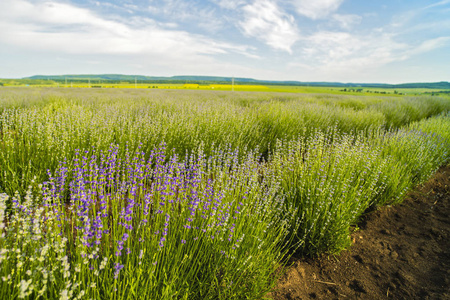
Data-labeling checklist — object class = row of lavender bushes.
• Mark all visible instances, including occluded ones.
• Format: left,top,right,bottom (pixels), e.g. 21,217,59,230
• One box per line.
1,88,449,197
272,113,450,254
1,113,449,299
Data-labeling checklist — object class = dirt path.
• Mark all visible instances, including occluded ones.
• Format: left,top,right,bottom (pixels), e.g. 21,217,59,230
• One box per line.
272,165,450,300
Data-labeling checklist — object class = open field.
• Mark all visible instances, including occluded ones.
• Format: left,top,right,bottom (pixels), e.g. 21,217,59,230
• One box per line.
0,87,449,299
2,79,449,96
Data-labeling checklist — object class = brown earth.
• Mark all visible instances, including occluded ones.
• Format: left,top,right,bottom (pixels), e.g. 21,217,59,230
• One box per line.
271,165,450,300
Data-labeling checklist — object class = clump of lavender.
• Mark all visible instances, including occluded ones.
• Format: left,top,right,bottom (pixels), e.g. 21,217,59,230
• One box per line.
0,184,84,299
272,119,450,255
374,116,450,205
272,131,386,254
1,144,290,299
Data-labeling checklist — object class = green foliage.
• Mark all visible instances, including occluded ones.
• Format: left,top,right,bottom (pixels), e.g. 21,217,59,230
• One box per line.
0,87,449,299
270,115,450,254
0,147,291,299
1,88,449,196
271,131,387,254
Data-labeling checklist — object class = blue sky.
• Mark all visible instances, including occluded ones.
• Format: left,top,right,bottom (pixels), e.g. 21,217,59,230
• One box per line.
0,0,449,83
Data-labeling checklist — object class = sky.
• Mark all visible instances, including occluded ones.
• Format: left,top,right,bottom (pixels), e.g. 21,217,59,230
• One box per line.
0,0,449,83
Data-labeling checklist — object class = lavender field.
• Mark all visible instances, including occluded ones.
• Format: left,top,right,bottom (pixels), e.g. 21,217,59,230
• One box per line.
1,87,449,299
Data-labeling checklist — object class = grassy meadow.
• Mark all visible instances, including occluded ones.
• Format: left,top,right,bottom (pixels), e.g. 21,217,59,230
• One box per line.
3,78,449,96
0,87,449,299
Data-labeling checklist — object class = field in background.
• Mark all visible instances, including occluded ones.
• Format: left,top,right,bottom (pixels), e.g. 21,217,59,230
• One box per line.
2,78,449,96
0,87,449,299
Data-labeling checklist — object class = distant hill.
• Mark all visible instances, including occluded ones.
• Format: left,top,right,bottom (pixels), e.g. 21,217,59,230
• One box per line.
23,74,450,89
25,74,262,83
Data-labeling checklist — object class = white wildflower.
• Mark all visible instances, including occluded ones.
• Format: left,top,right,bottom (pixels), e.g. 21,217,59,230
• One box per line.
41,244,49,256
60,289,69,300
77,290,85,299
0,249,8,263
18,279,32,299
99,257,108,270
42,269,48,280
0,193,7,235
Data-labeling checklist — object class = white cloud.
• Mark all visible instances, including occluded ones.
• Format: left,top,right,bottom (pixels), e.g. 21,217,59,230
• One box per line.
214,0,247,10
331,14,362,30
298,29,449,76
290,0,450,76
147,0,223,32
239,0,300,53
0,0,251,59
302,31,368,64
0,0,448,82
288,31,410,81
424,0,450,10
407,36,450,56
291,0,344,20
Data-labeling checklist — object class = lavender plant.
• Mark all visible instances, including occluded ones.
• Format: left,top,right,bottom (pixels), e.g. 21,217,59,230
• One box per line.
271,115,449,255
271,130,389,254
1,88,449,196
1,145,291,299
374,112,450,205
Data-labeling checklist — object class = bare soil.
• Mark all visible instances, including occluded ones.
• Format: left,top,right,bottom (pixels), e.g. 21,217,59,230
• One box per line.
271,165,450,300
